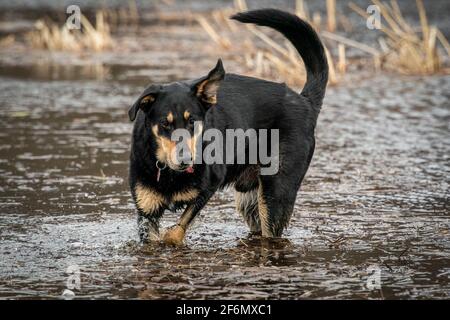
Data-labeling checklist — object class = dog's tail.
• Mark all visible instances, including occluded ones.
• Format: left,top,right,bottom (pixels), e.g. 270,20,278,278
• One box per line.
231,9,328,108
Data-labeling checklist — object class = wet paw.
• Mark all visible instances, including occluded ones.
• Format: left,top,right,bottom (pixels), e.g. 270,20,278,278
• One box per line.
139,229,160,244
162,225,185,246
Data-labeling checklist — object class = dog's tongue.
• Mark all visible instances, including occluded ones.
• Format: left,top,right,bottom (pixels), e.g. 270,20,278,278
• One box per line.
185,166,194,174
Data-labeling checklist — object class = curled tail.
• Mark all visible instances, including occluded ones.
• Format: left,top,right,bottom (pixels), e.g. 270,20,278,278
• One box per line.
231,8,328,108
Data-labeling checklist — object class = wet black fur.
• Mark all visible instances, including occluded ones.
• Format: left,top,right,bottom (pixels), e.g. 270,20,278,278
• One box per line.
128,9,328,241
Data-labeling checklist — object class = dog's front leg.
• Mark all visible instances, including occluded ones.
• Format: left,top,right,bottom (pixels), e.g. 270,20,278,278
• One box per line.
133,182,166,243
137,209,164,243
162,191,215,246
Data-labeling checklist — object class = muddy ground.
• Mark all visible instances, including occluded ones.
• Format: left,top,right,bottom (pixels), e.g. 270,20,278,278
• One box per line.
0,0,449,299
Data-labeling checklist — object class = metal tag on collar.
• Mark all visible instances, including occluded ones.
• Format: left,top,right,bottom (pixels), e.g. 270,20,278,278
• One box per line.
156,160,166,182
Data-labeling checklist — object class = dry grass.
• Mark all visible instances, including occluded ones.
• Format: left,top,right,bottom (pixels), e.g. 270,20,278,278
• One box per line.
99,0,139,28
195,0,343,88
0,35,15,47
326,0,337,32
197,0,448,83
349,0,449,75
27,11,113,52
21,0,448,78
296,0,350,32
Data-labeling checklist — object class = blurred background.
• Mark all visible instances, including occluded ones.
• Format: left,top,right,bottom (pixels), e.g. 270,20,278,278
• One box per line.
1,0,449,83
0,0,449,299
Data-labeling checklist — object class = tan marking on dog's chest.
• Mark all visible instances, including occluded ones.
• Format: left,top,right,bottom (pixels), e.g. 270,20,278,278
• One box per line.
135,183,165,213
172,189,199,202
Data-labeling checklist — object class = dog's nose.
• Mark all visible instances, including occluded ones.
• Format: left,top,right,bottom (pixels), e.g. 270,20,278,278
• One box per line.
178,155,192,164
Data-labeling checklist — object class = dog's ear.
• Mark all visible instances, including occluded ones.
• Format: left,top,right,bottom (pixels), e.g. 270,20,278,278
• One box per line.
128,87,159,121
192,59,225,106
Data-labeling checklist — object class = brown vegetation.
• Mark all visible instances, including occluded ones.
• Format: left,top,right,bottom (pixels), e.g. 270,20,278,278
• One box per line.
27,11,113,52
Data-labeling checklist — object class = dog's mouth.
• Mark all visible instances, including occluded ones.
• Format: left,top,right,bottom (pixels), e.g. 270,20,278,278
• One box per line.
169,163,195,173
184,166,194,173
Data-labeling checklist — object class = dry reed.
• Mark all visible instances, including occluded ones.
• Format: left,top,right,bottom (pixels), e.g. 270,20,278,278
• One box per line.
349,0,449,75
27,11,113,52
326,0,336,32
195,0,343,87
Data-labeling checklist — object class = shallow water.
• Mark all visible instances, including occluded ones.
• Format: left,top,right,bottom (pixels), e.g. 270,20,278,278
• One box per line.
0,1,449,299
1,69,448,299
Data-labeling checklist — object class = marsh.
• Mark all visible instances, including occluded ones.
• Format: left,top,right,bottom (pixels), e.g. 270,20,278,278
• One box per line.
0,0,449,299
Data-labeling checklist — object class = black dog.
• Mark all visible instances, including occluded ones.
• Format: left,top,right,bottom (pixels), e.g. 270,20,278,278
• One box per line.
128,9,328,245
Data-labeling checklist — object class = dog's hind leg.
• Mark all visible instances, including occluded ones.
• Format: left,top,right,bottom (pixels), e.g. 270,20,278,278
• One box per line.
235,190,261,234
257,134,315,237
257,176,299,237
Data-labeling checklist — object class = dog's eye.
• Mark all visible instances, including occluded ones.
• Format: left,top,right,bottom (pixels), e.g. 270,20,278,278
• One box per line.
160,119,170,129
188,117,195,125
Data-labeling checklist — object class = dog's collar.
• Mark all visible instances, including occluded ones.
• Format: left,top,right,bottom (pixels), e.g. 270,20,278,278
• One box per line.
155,160,167,182
155,160,195,182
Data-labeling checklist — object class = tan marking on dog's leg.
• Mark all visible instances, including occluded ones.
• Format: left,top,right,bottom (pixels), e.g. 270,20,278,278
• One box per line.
163,202,199,246
178,205,196,229
236,190,261,233
172,189,199,202
236,190,258,216
135,183,165,213
257,182,271,237
162,225,185,246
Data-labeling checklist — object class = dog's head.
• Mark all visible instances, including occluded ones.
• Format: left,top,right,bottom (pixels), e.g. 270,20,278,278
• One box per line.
129,59,225,171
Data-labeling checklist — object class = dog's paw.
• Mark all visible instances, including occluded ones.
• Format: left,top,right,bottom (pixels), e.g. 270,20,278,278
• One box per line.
139,230,160,244
162,225,185,246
